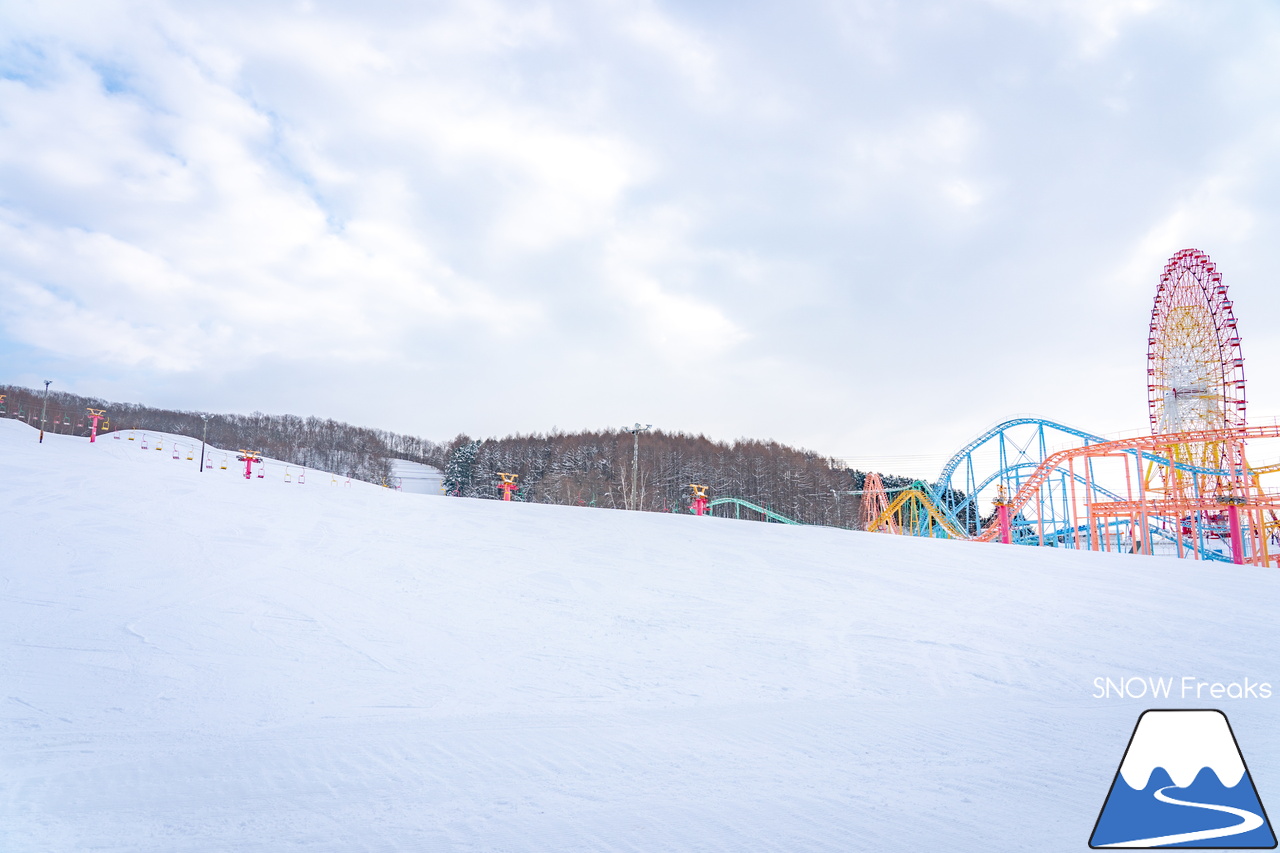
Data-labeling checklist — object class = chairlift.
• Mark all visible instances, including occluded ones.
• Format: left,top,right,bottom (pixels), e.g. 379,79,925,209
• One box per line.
284,466,293,484
219,454,229,470
141,436,150,450
257,462,265,479
205,454,213,469
298,471,306,485
172,444,180,459
156,438,164,451
186,446,194,461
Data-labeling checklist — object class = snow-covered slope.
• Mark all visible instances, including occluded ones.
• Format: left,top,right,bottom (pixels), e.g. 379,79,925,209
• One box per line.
2,417,1279,851
389,458,445,495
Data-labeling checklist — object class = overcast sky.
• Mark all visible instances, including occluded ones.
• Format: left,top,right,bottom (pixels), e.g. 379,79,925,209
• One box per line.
3,0,1279,476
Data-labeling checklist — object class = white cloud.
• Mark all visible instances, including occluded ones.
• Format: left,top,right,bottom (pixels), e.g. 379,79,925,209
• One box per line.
2,0,1280,459
601,208,747,359
983,0,1164,55
840,110,986,212
614,0,719,98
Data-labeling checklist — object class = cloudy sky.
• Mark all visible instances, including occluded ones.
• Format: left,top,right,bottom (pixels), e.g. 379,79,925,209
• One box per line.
3,0,1279,476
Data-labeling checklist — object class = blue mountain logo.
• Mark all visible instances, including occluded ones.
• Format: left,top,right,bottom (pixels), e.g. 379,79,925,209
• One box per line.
1091,709,1276,848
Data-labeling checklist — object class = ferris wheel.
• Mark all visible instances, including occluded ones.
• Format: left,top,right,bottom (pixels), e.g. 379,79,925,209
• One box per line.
1147,249,1246,471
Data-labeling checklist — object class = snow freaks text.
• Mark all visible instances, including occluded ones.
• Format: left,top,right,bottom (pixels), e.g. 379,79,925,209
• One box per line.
1093,676,1273,700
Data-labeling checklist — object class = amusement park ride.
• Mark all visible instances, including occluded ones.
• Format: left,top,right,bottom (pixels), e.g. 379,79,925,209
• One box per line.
860,248,1280,566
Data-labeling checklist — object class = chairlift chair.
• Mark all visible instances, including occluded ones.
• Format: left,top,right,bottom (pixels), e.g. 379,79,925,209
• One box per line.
298,471,306,485
220,454,229,470
141,436,150,450
285,466,293,484
186,446,193,460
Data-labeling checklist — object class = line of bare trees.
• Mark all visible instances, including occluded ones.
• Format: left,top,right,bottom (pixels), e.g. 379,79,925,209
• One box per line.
2,384,937,527
0,384,441,486
438,429,920,528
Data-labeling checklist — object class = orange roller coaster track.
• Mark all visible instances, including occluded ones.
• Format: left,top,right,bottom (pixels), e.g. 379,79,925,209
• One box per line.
971,425,1280,566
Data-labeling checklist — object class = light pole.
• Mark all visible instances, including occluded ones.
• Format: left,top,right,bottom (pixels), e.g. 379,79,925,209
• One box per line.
199,415,209,472
623,423,652,510
38,380,51,443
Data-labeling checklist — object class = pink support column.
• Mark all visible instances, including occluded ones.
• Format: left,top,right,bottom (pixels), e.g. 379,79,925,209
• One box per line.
993,486,1012,544
237,451,262,480
689,484,710,516
1227,502,1245,566
86,409,108,443
498,473,519,501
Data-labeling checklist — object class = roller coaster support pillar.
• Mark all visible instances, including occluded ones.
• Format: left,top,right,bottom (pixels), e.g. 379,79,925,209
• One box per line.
86,408,107,443
993,486,1012,544
997,504,1011,544
1226,500,1245,565
498,472,519,501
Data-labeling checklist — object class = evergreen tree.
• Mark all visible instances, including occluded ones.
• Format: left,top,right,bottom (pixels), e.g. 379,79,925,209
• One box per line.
443,439,480,496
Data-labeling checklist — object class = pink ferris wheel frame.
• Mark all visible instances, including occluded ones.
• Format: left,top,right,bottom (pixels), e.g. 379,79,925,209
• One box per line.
1147,248,1246,437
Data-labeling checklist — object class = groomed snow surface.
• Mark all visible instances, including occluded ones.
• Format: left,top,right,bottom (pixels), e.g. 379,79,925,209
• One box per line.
3,417,1279,851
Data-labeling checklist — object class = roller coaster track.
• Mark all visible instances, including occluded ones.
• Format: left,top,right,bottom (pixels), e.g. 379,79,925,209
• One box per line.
706,497,803,525
971,424,1280,545
866,483,968,539
936,418,1110,489
934,417,1254,531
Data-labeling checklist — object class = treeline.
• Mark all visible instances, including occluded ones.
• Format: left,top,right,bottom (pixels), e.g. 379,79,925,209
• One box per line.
0,384,442,486
2,383,944,528
438,428,922,529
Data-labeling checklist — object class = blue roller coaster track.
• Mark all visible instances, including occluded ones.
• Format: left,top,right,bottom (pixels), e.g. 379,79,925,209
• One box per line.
931,417,1238,560
700,416,1245,561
